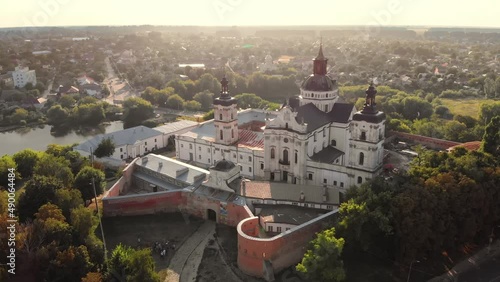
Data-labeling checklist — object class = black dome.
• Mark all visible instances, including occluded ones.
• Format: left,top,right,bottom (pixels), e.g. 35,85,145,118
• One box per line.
301,75,336,92
213,159,236,171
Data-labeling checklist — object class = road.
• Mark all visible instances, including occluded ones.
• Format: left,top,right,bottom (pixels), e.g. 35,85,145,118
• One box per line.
103,56,139,105
456,257,500,282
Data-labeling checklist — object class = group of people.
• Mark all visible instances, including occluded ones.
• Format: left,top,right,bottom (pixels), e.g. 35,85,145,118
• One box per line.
154,241,176,260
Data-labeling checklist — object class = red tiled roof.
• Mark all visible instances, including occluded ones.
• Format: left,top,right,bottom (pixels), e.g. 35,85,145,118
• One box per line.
244,182,272,199
237,129,264,150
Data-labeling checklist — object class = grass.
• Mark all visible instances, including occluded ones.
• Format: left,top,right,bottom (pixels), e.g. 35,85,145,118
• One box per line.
439,98,495,119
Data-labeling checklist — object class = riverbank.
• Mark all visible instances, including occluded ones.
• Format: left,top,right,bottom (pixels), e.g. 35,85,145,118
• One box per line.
0,121,46,133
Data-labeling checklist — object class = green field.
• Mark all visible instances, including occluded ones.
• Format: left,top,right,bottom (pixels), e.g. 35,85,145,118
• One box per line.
440,98,494,119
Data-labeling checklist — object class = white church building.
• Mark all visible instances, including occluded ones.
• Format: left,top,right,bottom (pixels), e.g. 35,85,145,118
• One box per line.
176,45,386,192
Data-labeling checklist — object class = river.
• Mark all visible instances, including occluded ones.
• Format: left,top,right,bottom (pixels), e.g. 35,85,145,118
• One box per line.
0,121,124,156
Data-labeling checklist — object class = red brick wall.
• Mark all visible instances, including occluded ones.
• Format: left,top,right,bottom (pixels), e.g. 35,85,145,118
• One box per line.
237,209,338,278
102,191,184,217
389,131,462,150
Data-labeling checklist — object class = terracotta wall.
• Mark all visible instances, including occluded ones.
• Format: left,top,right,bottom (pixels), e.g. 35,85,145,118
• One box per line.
237,209,338,278
102,190,184,217
389,131,462,150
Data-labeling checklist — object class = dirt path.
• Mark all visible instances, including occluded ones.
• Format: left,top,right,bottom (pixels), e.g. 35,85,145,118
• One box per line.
165,221,215,282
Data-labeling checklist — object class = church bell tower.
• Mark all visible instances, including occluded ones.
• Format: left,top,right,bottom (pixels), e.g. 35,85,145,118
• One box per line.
213,75,238,145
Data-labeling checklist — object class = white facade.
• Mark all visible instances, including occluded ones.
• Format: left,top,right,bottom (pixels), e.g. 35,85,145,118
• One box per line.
176,45,386,193
12,66,36,88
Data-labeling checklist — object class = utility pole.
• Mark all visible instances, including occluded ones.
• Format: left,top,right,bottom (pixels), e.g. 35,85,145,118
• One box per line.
406,260,420,282
90,147,108,260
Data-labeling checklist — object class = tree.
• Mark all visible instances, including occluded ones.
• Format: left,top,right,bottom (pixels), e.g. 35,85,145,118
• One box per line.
18,176,64,222
59,95,76,108
0,155,17,188
484,77,496,98
481,116,500,155
33,203,72,246
123,97,154,128
10,108,29,124
94,137,115,158
46,245,93,282
183,100,201,111
47,105,70,126
73,166,105,203
105,244,160,282
166,94,185,109
34,153,74,187
193,90,214,111
13,148,40,178
54,188,84,221
296,228,346,282
70,206,97,245
72,103,106,126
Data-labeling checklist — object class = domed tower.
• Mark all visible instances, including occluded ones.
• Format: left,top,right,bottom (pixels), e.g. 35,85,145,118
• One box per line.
213,75,238,145
299,43,339,112
349,83,386,184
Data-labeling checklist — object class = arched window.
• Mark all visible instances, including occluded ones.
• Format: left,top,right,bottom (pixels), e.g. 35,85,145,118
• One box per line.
271,148,275,159
231,113,233,119
357,176,363,184
360,131,366,141
231,129,234,139
219,113,223,120
331,139,337,146
220,130,223,140
359,152,364,165
283,149,289,163
295,151,298,164
285,123,288,129
324,105,328,112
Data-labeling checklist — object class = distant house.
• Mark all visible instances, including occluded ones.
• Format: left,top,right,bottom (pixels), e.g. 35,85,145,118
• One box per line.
74,125,165,165
77,75,95,85
57,85,80,96
12,66,37,88
80,83,102,97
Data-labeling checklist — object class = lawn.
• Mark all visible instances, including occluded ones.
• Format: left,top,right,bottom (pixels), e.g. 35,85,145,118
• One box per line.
440,98,494,119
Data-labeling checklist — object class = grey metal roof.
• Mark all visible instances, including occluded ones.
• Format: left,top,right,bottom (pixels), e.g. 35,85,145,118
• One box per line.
154,120,198,135
257,204,326,225
295,102,354,132
75,126,163,152
136,154,208,185
310,146,344,164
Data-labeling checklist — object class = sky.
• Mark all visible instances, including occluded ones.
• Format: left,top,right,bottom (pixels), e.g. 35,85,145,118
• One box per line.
0,0,499,28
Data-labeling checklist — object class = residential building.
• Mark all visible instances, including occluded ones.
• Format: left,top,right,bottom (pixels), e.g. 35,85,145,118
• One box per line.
12,66,37,88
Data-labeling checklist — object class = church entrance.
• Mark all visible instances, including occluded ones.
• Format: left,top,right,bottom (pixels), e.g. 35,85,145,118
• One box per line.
283,171,288,182
207,209,217,221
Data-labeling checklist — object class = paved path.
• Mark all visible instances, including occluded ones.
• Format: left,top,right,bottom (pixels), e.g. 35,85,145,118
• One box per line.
165,221,215,282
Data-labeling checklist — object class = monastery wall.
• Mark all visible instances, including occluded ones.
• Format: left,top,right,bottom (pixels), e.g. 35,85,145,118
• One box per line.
389,131,462,150
237,209,338,278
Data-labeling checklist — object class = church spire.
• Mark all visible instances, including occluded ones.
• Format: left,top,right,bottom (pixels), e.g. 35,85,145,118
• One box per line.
313,42,327,75
361,81,378,114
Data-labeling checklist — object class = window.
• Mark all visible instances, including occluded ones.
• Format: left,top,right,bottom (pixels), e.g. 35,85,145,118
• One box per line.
293,177,297,184
231,113,233,119
154,138,157,142
219,113,222,120
308,173,313,180
199,146,201,151
239,165,242,171
270,173,275,181
323,130,326,137
336,159,339,163
295,151,298,163
199,155,201,159
120,154,123,159
359,152,364,166
327,205,333,210
283,149,289,163
220,130,223,140
340,182,344,188
311,93,314,98
277,227,282,233
292,202,298,206
208,158,210,163
323,178,327,184
189,144,192,149
208,148,210,153
304,203,309,207
248,156,252,162
285,123,288,129
314,132,317,142
286,228,290,231
334,180,337,186
120,148,123,152
231,129,234,139
271,148,275,159
240,155,243,159
145,141,147,145
324,105,328,112
233,154,236,158
360,131,366,141
260,163,264,169
267,226,273,232
181,144,184,148
249,167,252,172
358,176,363,184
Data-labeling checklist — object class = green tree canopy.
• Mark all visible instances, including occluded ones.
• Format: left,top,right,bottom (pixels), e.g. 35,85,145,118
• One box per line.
105,244,160,282
193,90,214,111
481,116,500,155
13,148,40,178
123,97,154,128
166,94,185,109
73,166,105,203
93,137,115,158
0,155,17,188
18,175,64,222
296,227,346,282
47,105,70,126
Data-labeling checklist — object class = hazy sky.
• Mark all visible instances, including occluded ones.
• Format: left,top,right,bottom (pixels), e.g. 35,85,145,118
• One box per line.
1,0,498,28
